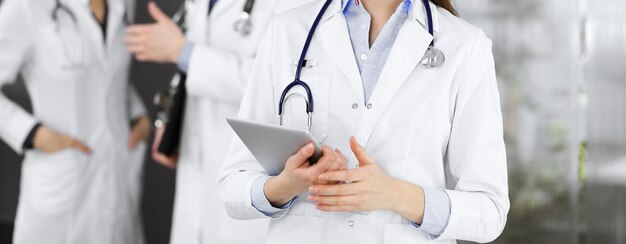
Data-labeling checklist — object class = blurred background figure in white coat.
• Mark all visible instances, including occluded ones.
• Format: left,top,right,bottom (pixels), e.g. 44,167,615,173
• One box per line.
0,0,151,243
124,0,314,243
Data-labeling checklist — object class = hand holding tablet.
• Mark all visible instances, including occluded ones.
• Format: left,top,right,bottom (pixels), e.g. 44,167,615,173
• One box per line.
226,117,323,176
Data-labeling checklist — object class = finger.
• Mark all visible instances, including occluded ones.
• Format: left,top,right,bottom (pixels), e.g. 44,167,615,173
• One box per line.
152,126,165,152
307,146,338,182
315,204,358,212
319,168,367,182
350,136,374,166
129,130,139,150
285,143,315,169
332,148,347,170
70,139,92,155
152,152,177,169
309,182,363,196
311,146,335,168
124,35,147,47
127,44,147,54
309,195,360,206
135,54,151,62
148,2,170,23
126,25,151,36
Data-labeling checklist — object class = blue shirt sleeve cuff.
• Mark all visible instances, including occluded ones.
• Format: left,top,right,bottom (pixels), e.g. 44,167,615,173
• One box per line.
410,188,451,237
250,175,297,217
177,41,194,73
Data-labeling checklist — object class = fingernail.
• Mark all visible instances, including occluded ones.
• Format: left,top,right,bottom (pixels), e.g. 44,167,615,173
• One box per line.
319,174,327,180
309,186,317,194
307,143,314,152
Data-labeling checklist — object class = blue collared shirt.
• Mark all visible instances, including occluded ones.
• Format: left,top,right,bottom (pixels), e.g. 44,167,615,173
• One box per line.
251,0,451,237
177,41,194,72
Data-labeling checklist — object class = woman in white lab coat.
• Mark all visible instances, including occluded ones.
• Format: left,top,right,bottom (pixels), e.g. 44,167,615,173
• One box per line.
0,0,149,243
124,0,314,243
219,0,509,243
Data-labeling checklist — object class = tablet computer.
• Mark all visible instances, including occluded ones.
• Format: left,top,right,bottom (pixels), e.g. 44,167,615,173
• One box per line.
226,117,323,176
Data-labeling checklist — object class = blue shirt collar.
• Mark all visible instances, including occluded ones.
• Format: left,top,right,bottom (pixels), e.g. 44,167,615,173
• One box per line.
341,0,413,14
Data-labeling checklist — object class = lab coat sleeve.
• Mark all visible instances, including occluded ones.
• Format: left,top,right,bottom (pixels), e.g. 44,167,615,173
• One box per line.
184,43,256,105
433,30,510,243
219,24,285,220
127,83,147,120
0,0,38,154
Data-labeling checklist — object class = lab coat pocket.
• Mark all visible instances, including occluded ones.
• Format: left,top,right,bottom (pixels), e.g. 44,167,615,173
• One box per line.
23,149,79,215
266,214,321,244
277,76,330,143
384,224,433,244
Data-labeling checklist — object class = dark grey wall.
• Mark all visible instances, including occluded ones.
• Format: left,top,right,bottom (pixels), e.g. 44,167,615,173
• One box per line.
0,1,183,244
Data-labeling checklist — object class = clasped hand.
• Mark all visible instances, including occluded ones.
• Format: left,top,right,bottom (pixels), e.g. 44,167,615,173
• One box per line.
266,136,426,224
308,137,400,212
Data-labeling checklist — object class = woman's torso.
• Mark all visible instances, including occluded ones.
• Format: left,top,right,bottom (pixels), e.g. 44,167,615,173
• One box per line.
261,1,487,243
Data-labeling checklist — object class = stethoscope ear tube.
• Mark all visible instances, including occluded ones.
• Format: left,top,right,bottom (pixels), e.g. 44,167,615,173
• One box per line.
277,0,333,123
278,80,315,115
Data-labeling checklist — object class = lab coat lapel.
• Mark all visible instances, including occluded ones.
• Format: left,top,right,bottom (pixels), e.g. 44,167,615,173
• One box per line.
73,0,107,66
187,0,209,43
318,10,364,98
207,0,230,20
357,18,433,146
105,0,123,57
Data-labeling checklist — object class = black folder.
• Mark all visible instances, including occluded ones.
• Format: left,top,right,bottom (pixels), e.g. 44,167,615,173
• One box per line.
157,72,187,156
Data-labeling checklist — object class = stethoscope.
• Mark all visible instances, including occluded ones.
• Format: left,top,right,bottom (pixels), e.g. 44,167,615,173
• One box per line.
278,0,445,129
52,0,84,67
52,0,131,68
233,0,256,36
176,0,256,36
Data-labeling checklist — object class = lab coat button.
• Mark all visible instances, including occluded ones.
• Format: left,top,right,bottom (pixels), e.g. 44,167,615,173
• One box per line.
366,103,372,110
360,54,367,60
347,220,355,227
351,103,359,109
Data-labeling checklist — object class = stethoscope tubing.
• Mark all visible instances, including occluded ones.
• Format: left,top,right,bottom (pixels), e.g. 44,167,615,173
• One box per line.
277,0,333,119
279,0,443,125
422,0,435,47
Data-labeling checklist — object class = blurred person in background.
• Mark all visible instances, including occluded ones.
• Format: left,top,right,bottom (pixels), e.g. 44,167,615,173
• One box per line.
124,0,314,243
0,0,150,243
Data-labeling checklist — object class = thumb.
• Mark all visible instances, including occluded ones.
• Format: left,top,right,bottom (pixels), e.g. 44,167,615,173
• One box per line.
148,1,169,23
350,136,374,166
129,129,140,150
70,139,93,155
286,142,315,169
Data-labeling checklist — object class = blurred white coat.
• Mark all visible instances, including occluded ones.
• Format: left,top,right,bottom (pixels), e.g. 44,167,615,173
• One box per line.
0,0,146,243
168,0,314,243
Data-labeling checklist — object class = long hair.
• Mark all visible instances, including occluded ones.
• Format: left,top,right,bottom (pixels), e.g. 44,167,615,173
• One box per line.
431,0,458,16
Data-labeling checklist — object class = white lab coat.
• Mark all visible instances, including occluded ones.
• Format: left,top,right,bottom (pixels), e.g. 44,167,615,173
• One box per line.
219,1,510,244
0,0,146,243
169,0,314,244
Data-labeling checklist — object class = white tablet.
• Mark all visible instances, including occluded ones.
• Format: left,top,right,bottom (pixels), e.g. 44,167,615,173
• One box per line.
226,117,323,176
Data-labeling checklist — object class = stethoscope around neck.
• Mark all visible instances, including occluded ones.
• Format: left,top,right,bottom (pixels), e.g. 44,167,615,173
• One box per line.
277,0,444,129
175,0,256,36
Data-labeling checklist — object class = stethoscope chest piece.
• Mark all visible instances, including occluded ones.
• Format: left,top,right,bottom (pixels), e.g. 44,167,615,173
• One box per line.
233,0,256,36
234,12,253,36
421,46,445,68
